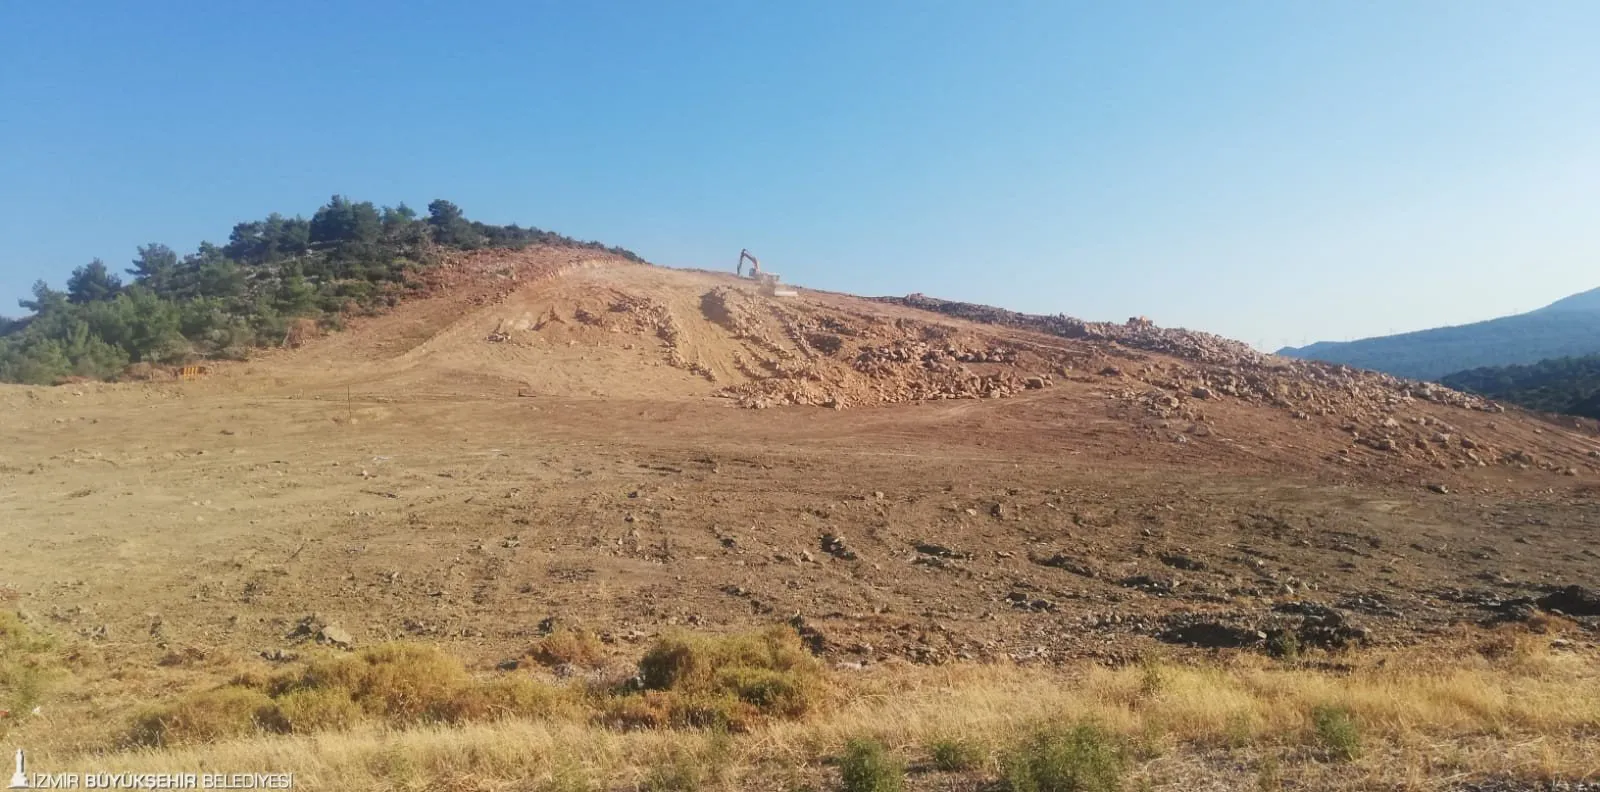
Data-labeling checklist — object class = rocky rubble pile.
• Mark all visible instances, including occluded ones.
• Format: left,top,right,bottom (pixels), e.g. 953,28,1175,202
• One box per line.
1157,602,1370,653
711,291,1062,409
425,247,634,306
718,361,1049,410
884,292,1501,413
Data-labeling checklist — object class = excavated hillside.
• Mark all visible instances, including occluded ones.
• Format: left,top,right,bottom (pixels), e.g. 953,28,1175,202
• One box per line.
228,248,1600,487
3,244,1599,709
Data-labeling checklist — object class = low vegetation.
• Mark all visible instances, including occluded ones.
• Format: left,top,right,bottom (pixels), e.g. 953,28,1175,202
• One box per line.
1442,352,1600,419
839,738,904,792
0,197,644,384
526,628,609,670
1309,704,1363,761
133,643,575,746
1003,724,1124,792
0,612,56,738
9,623,1598,790
615,625,825,731
133,626,822,747
927,737,985,772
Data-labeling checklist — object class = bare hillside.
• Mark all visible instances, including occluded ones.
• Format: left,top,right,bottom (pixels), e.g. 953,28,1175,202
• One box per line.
2,247,1598,790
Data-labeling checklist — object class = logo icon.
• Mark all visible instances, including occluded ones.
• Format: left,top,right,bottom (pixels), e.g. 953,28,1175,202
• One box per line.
7,749,26,789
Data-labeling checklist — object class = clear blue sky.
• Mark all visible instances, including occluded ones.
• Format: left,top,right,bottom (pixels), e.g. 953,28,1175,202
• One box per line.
3,1,1597,350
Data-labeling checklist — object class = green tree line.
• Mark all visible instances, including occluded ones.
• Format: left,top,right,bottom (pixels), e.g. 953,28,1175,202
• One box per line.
1441,354,1600,420
0,197,641,384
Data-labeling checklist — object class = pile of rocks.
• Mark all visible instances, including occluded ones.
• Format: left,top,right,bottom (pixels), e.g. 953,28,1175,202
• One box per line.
715,308,1059,408
886,293,1516,428
1156,602,1369,652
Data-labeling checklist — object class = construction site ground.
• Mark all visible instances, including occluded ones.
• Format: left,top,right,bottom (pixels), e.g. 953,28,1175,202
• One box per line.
1,248,1598,787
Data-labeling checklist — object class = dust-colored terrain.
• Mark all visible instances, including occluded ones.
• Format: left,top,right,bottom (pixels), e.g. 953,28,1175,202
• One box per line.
2,248,1598,789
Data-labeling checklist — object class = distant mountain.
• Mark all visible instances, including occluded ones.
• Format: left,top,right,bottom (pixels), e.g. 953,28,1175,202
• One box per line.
1277,287,1600,381
1441,353,1600,420
1531,286,1600,314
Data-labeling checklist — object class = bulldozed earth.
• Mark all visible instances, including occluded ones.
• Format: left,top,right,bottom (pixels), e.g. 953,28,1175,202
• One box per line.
2,247,1598,790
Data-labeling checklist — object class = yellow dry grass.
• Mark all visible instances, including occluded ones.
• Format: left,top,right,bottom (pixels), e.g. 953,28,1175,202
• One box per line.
10,629,1599,791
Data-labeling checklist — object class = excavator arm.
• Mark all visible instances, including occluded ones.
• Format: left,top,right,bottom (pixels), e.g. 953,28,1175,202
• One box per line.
738,249,761,277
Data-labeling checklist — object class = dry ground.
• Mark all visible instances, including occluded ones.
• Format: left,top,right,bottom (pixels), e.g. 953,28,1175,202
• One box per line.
1,250,1597,789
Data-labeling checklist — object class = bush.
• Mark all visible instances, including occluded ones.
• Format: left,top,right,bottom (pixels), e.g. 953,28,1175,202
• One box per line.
1004,724,1124,792
275,643,474,722
134,641,572,744
528,629,607,669
1265,630,1300,660
273,687,363,733
929,738,983,772
627,626,824,730
839,738,904,792
1310,705,1361,761
132,686,279,746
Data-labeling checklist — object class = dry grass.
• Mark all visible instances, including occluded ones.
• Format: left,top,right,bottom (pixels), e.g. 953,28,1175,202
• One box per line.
525,629,608,670
132,643,577,746
11,627,1600,791
0,612,56,737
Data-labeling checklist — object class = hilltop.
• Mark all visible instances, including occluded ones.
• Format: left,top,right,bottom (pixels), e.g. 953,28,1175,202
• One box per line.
1277,286,1600,381
0,196,642,385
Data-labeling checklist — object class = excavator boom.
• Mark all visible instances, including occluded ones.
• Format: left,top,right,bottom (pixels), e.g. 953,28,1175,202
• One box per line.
738,248,761,277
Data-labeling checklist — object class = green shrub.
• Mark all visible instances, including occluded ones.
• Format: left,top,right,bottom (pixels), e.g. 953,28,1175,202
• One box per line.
928,738,983,772
625,626,824,730
1265,630,1300,660
839,738,904,792
1136,656,1165,699
1004,724,1124,792
1310,705,1361,760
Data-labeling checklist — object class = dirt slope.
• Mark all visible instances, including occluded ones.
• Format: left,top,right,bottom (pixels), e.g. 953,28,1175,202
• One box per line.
202,248,1600,489
1,247,1598,753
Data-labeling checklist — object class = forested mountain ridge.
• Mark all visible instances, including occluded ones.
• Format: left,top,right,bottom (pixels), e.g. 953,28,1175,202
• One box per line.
1277,288,1600,381
0,197,642,384
1441,353,1600,420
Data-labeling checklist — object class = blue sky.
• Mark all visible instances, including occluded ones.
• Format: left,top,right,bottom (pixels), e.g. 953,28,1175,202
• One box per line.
2,1,1597,350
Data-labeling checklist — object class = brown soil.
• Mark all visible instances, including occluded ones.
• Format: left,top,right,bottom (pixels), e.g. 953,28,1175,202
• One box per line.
2,247,1598,675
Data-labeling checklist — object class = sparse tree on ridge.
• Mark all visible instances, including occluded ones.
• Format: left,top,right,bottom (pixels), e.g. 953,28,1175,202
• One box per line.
127,244,181,294
0,195,644,384
19,280,69,315
427,199,480,248
66,259,123,303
